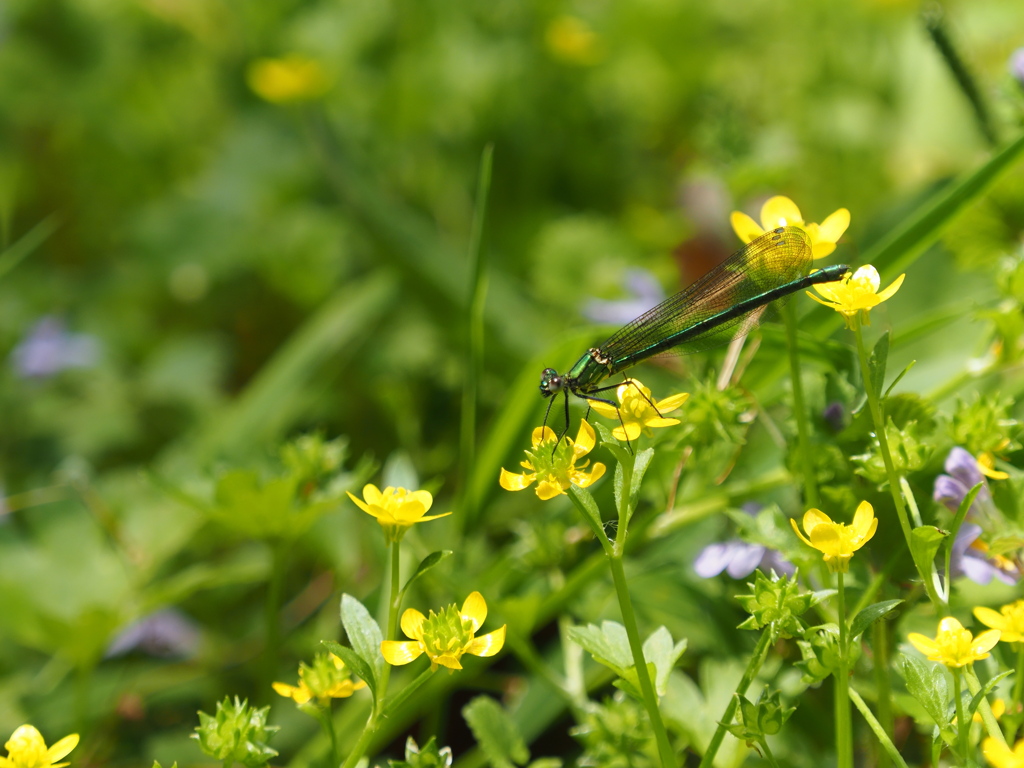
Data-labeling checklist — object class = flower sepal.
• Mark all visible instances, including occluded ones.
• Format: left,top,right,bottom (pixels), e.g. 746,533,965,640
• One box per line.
724,687,796,747
735,570,830,639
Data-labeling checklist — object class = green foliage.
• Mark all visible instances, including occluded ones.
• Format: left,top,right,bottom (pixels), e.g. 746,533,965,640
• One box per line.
947,392,1020,455
192,697,278,768
387,736,454,768
571,693,658,768
569,622,687,699
735,571,830,639
462,696,531,768
724,687,796,746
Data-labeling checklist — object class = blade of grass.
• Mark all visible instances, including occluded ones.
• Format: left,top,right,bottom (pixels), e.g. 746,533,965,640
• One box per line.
0,215,59,283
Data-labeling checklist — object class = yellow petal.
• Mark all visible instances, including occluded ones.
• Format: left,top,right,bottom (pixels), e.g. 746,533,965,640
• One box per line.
407,489,433,513
536,476,566,500
851,500,875,536
47,735,80,763
806,290,840,310
907,632,939,656
362,484,383,505
654,392,689,412
809,524,842,556
818,208,851,242
973,606,1005,630
982,737,1017,768
644,417,681,428
573,462,606,488
573,419,597,456
730,211,764,243
531,426,556,447
790,517,813,548
432,654,463,671
589,400,620,419
938,616,965,634
499,468,536,491
347,490,375,516
854,517,878,549
802,508,833,535
460,591,488,632
400,609,426,640
973,629,1002,655
850,265,881,292
809,239,837,260
381,640,424,666
465,625,507,658
611,422,643,442
760,196,803,229
414,512,453,524
875,273,905,302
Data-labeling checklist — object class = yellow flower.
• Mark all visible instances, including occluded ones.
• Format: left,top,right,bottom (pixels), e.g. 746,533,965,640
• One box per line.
975,601,1024,643
984,736,1024,768
979,452,1010,480
272,652,366,707
0,725,79,768
807,265,905,329
730,196,850,259
790,500,877,573
499,420,606,501
545,16,602,65
908,616,1001,668
246,55,331,104
970,698,1006,724
588,379,689,442
381,591,506,673
347,484,451,543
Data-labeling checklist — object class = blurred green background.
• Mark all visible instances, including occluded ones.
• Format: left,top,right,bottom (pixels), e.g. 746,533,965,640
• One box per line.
2,0,1024,765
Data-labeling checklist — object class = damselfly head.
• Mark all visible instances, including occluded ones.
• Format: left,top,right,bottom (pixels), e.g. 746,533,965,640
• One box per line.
539,368,564,398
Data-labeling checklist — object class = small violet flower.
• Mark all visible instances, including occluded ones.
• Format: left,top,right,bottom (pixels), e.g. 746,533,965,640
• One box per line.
1010,47,1024,88
11,317,99,379
950,524,1020,586
694,505,795,579
106,609,201,659
583,268,666,326
934,446,997,523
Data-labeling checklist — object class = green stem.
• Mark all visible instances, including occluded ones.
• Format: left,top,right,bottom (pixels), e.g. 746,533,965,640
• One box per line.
848,688,911,768
607,553,676,768
965,665,1008,748
698,629,774,768
835,570,853,768
313,706,339,768
784,301,818,507
340,713,377,768
871,620,894,768
264,539,288,690
1011,643,1024,741
760,736,781,768
376,539,403,715
381,666,436,718
854,323,944,610
954,670,970,765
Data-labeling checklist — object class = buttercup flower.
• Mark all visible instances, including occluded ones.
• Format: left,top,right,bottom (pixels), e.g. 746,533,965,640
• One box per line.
978,451,1010,480
790,501,877,573
975,600,1024,643
499,420,605,500
545,15,602,66
807,265,905,329
347,485,451,543
984,736,1024,768
246,55,331,103
273,652,366,707
730,196,850,259
0,725,79,768
588,379,689,442
907,616,1001,668
381,591,506,673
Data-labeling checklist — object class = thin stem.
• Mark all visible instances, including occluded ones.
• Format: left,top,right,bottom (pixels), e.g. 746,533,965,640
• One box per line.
607,553,676,768
784,301,818,507
965,665,1008,747
381,666,436,718
835,570,853,768
848,687,911,768
1011,643,1024,741
376,539,403,715
954,670,969,765
760,737,781,768
313,706,339,768
340,713,376,768
698,629,774,768
872,620,894,768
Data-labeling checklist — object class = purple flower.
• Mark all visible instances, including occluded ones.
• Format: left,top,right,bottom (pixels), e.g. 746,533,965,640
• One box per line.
694,540,795,579
933,447,994,523
949,524,1020,586
106,609,201,659
1010,47,1024,88
11,317,99,379
583,269,666,325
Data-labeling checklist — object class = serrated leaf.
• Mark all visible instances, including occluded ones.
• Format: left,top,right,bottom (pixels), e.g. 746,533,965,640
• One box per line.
567,485,605,542
869,332,890,399
641,625,687,695
322,639,376,703
567,621,633,674
849,600,903,640
401,550,453,595
462,696,530,768
340,594,385,694
899,655,950,727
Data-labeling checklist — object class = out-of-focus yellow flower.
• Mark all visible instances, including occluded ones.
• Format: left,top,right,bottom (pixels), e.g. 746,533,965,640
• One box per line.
247,55,331,104
984,736,1024,768
381,591,506,673
347,485,451,543
0,725,79,768
588,379,688,442
807,265,905,329
499,420,605,500
908,616,1001,668
978,452,1010,480
545,15,602,65
975,600,1024,643
730,196,850,259
790,501,877,573
272,652,366,707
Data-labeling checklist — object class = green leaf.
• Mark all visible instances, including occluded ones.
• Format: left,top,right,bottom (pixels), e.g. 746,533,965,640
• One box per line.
899,655,950,728
967,670,1013,722
909,526,947,582
641,625,688,695
567,621,633,674
849,600,904,641
868,331,890,399
322,639,376,703
567,485,606,543
884,361,916,399
625,448,655,528
401,550,453,595
340,594,385,696
462,696,530,768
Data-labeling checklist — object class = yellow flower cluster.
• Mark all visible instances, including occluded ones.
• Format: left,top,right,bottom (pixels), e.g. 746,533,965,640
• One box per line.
1,725,78,768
